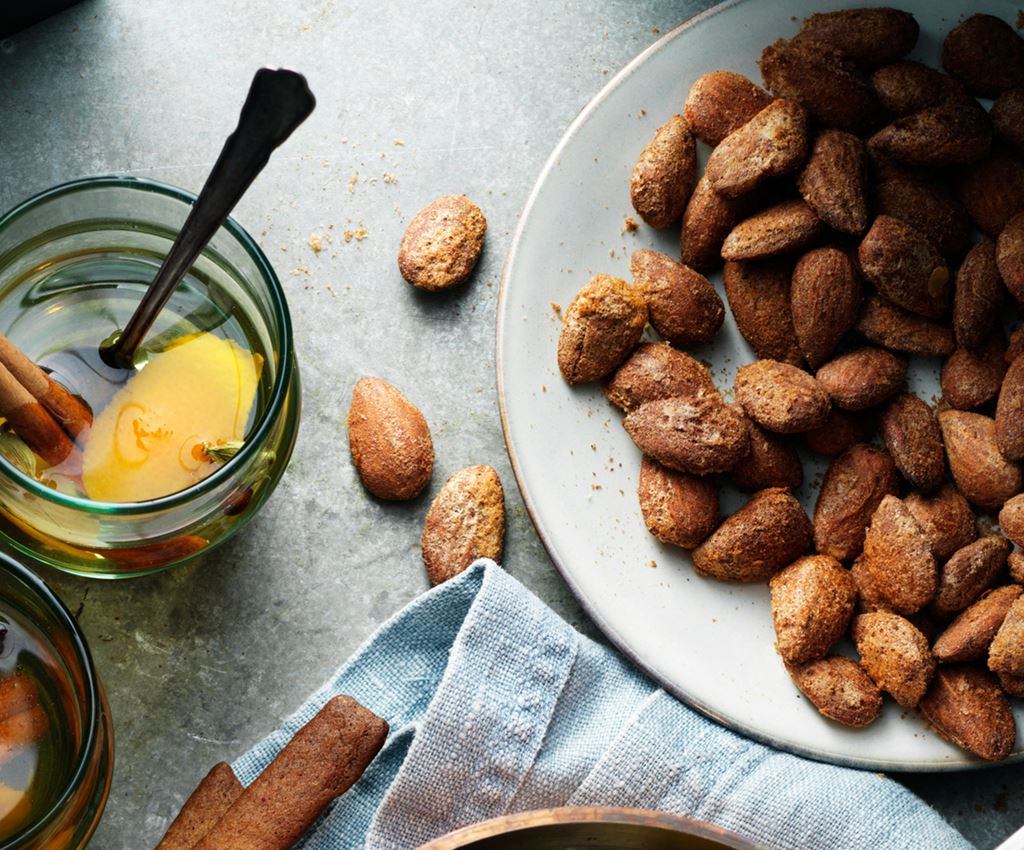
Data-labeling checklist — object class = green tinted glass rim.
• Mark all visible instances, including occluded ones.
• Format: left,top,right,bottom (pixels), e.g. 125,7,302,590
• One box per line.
0,550,104,848
0,176,294,516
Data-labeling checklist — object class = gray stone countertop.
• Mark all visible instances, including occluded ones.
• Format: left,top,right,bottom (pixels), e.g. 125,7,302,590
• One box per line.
0,0,1020,847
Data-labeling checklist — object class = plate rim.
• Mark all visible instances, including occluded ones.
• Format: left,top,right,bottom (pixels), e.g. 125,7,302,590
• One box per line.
495,0,1018,773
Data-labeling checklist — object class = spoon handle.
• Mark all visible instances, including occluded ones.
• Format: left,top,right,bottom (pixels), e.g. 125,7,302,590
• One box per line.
104,68,316,368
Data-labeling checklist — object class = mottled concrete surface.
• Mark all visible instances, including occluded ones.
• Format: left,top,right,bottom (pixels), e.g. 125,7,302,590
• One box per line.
0,1,1020,847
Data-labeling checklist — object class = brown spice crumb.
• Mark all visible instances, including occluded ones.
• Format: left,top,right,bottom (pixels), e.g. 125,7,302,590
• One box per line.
343,228,369,243
308,233,322,254
394,138,405,146
347,174,358,194
648,560,658,567
551,302,562,315
622,216,639,234
382,171,398,184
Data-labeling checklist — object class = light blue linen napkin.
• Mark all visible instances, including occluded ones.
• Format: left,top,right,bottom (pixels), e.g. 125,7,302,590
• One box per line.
231,560,972,850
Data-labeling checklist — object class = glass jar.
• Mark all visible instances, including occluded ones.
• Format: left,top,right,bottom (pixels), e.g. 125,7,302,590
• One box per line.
0,551,113,849
0,177,300,577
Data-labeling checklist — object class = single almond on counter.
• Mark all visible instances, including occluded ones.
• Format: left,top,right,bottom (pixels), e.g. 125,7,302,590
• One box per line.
920,666,1016,761
421,465,505,585
867,93,991,168
791,248,862,369
793,8,918,68
729,409,803,492
996,354,1024,460
933,536,1012,620
348,377,434,501
941,339,1007,411
797,131,869,234
692,487,811,583
905,484,978,562
683,70,773,147
856,295,954,357
942,13,1024,97
804,409,870,458
770,555,856,664
720,199,821,262
998,493,1024,548
398,195,486,291
679,176,758,271
862,495,937,616
557,274,648,385
933,586,1022,664
637,457,718,549
631,249,723,347
852,612,935,708
872,163,970,260
858,216,950,320
735,359,830,434
630,115,697,229
815,347,905,411
953,240,1004,350
996,211,1024,302
604,343,715,413
989,594,1024,678
879,393,945,493
954,148,1024,237
939,410,1023,512
870,61,959,117
786,656,882,728
722,259,804,366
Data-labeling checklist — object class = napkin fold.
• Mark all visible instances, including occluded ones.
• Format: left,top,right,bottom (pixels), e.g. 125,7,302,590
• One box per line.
232,560,972,850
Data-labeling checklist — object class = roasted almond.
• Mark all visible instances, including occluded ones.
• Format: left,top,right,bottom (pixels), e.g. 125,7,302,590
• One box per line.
933,586,1023,663
920,665,1016,761
804,409,871,457
872,164,971,259
734,359,830,434
683,70,773,147
813,444,899,562
797,131,869,234
637,456,718,549
870,61,960,117
759,39,878,132
942,13,1024,97
879,393,944,493
604,343,715,413
996,211,1024,302
941,339,1007,411
989,594,1024,678
954,148,1024,237
721,200,821,262
852,611,935,708
348,377,434,501
791,248,862,369
679,176,757,271
692,487,811,583
729,409,803,492
999,493,1024,548
1008,327,1024,366
996,355,1024,461
421,465,504,585
793,8,918,68
631,249,723,347
861,495,937,616
953,240,1004,350
933,536,1012,620
815,348,905,411
867,93,991,168
939,410,1024,511
992,88,1024,153
770,555,856,664
856,295,954,357
858,216,949,319
786,655,882,728
557,274,648,384
705,99,809,197
905,484,979,562
851,553,888,613
998,670,1024,696
630,115,698,229
722,259,804,366
398,195,487,291
1011,548,1024,583
623,393,749,476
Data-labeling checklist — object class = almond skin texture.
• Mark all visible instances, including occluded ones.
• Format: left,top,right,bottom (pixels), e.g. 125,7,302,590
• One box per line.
730,410,803,492
856,295,954,357
879,393,944,493
770,555,856,664
722,260,804,366
1010,549,1024,583
989,594,1024,677
348,377,434,501
815,348,905,412
852,612,935,708
953,240,1004,350
705,99,809,197
954,149,1024,237
759,39,877,132
791,248,862,369
604,343,715,413
721,200,822,262
996,211,1024,302
851,553,888,613
692,487,811,583
813,445,899,562
941,339,1007,411
996,355,1024,460
933,536,1012,620
734,359,831,434
942,13,1024,97
679,176,757,271
623,394,749,476
905,484,978,562
998,671,1024,696
804,409,871,458
421,465,505,585
630,250,723,347
398,195,486,291
637,457,718,550
557,275,648,385
992,89,1024,153
920,666,1016,761
868,93,991,168
1008,327,1024,366
793,8,918,68
797,131,869,235
933,586,1023,663
858,216,950,319
939,410,1024,512
786,656,882,728
870,61,960,117
999,493,1024,548
872,164,971,260
683,71,773,147
630,115,697,229
862,495,937,616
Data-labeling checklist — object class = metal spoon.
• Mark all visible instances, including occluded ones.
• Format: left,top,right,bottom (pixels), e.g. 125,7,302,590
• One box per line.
99,67,316,369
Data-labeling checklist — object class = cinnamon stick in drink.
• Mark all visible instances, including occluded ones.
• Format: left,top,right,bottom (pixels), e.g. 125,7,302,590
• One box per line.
0,336,92,439
155,763,243,850
0,362,74,466
192,696,388,850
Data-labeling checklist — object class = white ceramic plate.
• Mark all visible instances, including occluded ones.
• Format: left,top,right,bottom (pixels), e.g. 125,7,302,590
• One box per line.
498,0,1024,771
